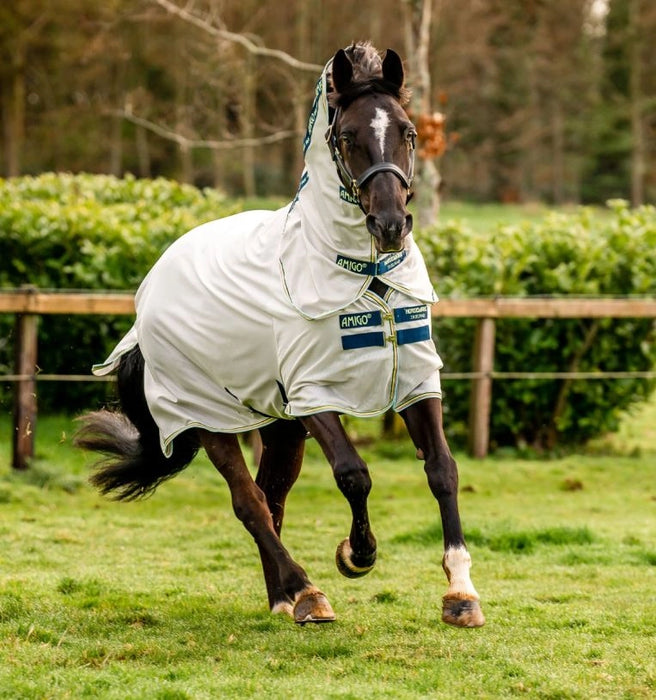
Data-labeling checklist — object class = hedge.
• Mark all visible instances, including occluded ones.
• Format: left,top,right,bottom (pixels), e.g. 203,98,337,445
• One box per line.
1,173,655,449
415,200,656,449
0,173,239,411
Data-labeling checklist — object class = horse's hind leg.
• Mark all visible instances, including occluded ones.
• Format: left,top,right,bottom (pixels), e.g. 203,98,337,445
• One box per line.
198,429,335,623
254,419,307,616
401,398,485,628
302,412,377,578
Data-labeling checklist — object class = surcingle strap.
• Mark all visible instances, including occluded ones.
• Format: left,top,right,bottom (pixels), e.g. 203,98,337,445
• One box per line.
397,325,431,345
341,325,431,350
341,314,431,350
341,331,386,350
335,250,407,276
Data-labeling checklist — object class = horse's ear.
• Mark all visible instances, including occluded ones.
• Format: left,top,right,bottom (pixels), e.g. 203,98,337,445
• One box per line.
382,49,404,90
331,49,353,94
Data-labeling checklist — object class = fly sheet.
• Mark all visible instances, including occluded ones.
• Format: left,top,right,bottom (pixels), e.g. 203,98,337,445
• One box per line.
94,57,444,457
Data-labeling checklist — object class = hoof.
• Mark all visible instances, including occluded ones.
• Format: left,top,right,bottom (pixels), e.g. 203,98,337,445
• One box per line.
294,588,336,625
442,595,485,628
271,600,294,618
335,538,376,579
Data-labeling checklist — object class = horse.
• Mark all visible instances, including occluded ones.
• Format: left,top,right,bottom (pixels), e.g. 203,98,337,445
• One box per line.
75,42,485,628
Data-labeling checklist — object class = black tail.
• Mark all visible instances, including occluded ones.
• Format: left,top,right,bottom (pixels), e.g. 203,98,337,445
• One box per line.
74,345,199,501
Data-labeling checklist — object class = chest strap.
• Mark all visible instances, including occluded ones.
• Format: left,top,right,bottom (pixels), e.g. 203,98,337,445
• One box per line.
335,249,407,276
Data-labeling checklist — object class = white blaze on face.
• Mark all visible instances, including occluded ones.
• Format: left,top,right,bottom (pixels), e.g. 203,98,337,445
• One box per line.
370,107,390,157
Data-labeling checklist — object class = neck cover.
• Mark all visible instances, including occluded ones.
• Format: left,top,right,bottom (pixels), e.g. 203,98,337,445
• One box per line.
279,59,437,320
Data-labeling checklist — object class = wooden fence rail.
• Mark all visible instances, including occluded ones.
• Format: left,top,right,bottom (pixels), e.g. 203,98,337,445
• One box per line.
2,289,656,468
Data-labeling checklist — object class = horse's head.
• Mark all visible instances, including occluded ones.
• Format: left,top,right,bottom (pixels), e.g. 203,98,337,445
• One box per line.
327,46,416,253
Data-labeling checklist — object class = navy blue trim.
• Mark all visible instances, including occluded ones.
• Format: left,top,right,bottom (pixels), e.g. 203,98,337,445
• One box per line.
335,250,407,276
394,305,429,323
341,331,386,350
302,78,322,154
290,171,309,211
397,325,431,345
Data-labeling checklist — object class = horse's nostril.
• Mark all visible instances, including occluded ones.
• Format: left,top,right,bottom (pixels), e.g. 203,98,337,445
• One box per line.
365,214,379,238
366,214,404,237
366,213,409,252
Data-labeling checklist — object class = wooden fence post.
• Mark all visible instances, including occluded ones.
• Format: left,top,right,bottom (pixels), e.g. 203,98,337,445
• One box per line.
12,313,38,470
467,317,495,458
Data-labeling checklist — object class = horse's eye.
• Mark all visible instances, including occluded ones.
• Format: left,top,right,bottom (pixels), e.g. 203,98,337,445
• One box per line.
405,129,417,148
339,133,354,149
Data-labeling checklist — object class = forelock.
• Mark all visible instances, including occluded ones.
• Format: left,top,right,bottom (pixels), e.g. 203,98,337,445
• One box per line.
328,42,410,109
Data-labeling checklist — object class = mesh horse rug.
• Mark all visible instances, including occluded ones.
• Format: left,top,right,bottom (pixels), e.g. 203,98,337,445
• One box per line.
94,59,444,457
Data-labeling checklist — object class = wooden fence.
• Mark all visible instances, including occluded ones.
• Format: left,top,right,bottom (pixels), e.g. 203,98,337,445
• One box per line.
2,288,656,468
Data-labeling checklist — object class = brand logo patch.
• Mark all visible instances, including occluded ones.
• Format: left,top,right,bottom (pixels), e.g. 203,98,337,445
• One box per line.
339,186,359,205
339,311,382,329
336,256,373,274
394,305,429,323
302,79,322,154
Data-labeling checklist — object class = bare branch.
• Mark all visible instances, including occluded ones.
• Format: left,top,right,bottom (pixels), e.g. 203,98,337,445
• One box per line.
152,0,323,73
111,109,300,150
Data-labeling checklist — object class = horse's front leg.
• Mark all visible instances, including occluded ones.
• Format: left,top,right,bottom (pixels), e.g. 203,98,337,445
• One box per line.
401,398,485,628
302,412,377,578
254,419,307,616
198,429,335,624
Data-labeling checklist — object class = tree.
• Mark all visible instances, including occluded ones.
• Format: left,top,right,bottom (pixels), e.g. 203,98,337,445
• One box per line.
583,0,656,204
627,0,651,206
402,0,444,227
0,2,52,176
1,0,654,203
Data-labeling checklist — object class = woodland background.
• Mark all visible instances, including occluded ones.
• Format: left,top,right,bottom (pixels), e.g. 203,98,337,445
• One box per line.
1,0,655,206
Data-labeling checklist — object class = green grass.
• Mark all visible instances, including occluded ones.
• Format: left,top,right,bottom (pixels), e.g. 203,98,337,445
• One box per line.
438,200,561,232
240,197,590,234
0,400,655,699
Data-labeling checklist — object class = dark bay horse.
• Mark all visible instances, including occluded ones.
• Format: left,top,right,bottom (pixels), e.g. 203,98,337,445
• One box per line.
76,43,484,628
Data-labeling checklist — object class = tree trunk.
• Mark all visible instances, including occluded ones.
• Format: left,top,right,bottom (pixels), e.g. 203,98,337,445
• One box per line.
522,54,541,202
415,158,440,228
212,49,228,190
2,12,49,177
109,113,123,176
3,51,26,177
551,97,565,204
403,0,440,226
293,0,311,182
242,53,256,197
629,0,645,207
135,124,151,178
179,142,192,184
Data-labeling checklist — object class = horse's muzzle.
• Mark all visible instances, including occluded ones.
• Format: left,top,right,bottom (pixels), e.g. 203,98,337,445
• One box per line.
366,212,413,253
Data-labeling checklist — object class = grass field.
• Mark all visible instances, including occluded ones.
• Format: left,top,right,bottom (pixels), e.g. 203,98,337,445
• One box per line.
0,198,654,698
438,201,564,231
241,198,588,233
0,396,654,699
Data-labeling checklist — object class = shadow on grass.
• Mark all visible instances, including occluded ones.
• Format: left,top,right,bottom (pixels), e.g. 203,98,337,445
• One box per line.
3,460,84,494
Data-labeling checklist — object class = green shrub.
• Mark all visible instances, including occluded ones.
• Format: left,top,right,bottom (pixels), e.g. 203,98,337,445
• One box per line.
416,200,656,449
1,174,654,449
0,173,239,411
